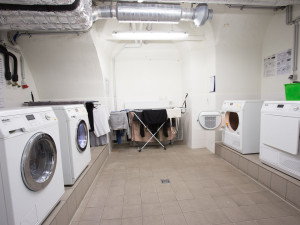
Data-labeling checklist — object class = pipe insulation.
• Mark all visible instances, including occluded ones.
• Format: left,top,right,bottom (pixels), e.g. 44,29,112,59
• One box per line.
0,0,92,31
0,0,75,5
92,3,213,27
114,0,300,7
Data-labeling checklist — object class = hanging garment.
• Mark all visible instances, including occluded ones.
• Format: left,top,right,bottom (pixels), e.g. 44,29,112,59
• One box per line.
93,105,110,137
139,109,168,137
89,131,107,146
166,108,182,134
109,111,131,139
85,102,95,131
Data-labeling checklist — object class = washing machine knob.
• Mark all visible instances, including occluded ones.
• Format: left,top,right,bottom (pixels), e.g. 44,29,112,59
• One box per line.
45,115,51,120
293,106,299,111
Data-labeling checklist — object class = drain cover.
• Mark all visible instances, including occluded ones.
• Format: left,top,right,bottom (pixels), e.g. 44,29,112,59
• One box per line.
161,179,170,184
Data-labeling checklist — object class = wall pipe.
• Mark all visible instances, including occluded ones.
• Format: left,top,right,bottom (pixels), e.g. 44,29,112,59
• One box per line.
7,51,18,83
0,45,11,81
286,5,300,75
5,43,29,88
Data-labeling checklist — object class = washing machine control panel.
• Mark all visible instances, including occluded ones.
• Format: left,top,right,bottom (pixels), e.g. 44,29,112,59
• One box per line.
262,102,300,115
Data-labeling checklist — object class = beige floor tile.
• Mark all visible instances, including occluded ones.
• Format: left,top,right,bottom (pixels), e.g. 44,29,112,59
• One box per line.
99,219,121,225
105,195,124,206
142,215,165,225
123,194,142,205
229,194,256,206
102,205,123,220
141,192,160,204
256,215,300,225
161,201,182,215
238,183,265,194
158,192,177,203
213,196,239,208
78,221,100,225
164,213,188,225
142,203,163,216
178,199,198,213
80,207,102,222
184,212,209,225
204,209,231,224
222,207,253,223
121,217,142,225
122,204,142,218
235,221,259,225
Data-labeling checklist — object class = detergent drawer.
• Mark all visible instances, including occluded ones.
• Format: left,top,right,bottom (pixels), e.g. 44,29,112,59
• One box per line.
261,114,300,155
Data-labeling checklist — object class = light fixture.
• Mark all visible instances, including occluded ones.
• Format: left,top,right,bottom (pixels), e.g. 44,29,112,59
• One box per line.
112,31,189,40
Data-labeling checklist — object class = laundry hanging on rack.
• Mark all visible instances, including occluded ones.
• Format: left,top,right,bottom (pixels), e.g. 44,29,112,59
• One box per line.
166,107,182,134
129,111,176,142
109,111,131,141
140,109,168,138
93,104,110,137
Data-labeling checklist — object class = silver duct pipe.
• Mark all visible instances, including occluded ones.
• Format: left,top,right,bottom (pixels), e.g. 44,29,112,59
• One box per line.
114,0,300,7
92,3,213,27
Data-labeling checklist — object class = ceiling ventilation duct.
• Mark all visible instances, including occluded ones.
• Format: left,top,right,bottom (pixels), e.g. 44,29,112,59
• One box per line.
92,3,213,27
0,0,75,5
0,0,92,31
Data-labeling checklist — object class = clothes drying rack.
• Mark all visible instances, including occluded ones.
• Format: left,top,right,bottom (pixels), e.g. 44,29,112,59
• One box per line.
131,111,167,152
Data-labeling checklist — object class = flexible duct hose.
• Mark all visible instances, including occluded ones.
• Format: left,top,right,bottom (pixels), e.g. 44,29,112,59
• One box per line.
7,51,18,82
0,45,11,81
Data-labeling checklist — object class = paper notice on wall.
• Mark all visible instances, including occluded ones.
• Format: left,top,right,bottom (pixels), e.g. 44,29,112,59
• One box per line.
0,58,4,108
264,54,276,77
277,49,292,76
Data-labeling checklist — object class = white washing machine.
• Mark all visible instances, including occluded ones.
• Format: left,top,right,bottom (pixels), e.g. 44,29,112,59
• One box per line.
0,107,64,225
51,104,91,185
260,101,300,180
222,100,263,154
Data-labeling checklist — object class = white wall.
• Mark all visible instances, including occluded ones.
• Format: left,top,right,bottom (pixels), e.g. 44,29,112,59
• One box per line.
17,32,105,101
0,32,40,108
114,43,183,110
261,7,300,100
212,10,271,109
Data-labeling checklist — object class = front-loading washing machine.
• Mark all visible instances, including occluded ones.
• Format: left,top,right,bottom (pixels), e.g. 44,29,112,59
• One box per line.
222,100,263,154
51,104,91,185
0,107,64,225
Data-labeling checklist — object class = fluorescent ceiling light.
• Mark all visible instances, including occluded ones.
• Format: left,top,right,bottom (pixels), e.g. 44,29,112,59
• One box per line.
112,31,189,40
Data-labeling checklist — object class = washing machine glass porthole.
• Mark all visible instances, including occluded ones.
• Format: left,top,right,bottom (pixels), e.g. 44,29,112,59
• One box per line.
21,132,57,192
76,120,88,152
228,112,239,131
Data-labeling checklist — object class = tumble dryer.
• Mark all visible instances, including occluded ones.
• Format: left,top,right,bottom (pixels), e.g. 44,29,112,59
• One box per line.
260,101,300,180
221,100,263,154
0,107,64,225
51,104,91,185
198,100,263,154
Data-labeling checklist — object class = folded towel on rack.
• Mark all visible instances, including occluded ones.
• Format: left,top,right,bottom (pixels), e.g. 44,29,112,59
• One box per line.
166,108,181,118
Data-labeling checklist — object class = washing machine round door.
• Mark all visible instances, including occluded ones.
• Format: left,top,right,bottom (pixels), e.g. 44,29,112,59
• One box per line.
76,120,88,152
225,111,239,131
21,132,57,192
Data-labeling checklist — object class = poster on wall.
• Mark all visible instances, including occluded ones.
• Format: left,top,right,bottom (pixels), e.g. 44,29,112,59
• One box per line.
276,49,292,76
0,58,4,108
263,54,276,77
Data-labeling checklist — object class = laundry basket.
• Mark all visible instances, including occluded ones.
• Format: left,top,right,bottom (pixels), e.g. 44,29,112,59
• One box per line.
284,83,300,101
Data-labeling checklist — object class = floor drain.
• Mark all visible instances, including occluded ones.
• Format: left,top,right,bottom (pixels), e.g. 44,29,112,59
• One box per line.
161,179,170,184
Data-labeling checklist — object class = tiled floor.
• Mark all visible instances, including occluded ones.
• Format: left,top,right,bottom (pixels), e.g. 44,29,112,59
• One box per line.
70,144,300,225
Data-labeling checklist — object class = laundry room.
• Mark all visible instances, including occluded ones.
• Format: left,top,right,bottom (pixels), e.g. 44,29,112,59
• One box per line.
0,1,300,225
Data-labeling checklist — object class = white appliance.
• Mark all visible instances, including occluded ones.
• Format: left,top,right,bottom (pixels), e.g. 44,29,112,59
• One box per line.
221,100,263,154
260,101,300,180
51,104,91,185
0,107,64,225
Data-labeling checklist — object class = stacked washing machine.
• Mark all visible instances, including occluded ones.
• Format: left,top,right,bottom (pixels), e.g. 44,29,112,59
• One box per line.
0,107,65,225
